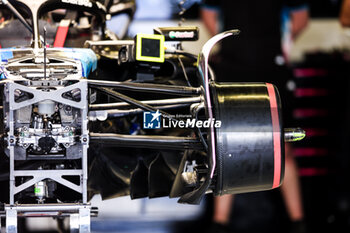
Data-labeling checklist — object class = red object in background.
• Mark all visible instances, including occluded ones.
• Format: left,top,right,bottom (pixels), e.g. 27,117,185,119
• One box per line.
53,26,69,48
294,88,329,97
299,168,328,177
293,108,329,118
303,128,328,137
294,147,328,157
53,20,71,48
293,68,328,78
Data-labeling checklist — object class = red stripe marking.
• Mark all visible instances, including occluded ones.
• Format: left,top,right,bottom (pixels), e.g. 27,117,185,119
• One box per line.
293,147,328,157
53,26,69,48
294,88,329,98
293,68,328,78
299,168,328,177
266,83,282,189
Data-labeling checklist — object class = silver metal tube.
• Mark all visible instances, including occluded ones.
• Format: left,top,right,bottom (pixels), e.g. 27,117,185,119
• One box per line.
90,133,204,150
89,97,201,110
84,40,134,47
88,80,200,95
5,204,89,212
90,103,190,120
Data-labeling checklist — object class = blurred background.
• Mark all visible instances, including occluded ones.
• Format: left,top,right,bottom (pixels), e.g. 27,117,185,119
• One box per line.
5,0,350,232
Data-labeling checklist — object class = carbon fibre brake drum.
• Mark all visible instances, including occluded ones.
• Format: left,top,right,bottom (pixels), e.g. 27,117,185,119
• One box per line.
211,82,284,195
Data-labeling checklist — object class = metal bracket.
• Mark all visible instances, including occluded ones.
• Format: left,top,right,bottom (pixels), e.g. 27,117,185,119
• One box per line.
4,77,89,232
12,170,84,195
5,209,16,233
8,81,88,111
5,204,92,233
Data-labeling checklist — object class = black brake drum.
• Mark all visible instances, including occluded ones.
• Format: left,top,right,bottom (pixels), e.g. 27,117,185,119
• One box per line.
210,82,284,195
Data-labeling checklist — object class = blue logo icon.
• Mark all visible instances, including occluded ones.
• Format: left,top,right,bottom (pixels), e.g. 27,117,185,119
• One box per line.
143,110,161,129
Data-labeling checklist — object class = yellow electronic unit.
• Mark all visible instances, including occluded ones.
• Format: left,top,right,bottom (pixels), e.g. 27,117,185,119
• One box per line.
135,33,165,63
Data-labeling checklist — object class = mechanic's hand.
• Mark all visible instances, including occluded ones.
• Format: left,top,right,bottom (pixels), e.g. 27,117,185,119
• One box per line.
340,0,350,27
290,9,309,39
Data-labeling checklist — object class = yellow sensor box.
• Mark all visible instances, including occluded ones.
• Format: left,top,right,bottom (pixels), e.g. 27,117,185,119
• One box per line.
135,34,165,63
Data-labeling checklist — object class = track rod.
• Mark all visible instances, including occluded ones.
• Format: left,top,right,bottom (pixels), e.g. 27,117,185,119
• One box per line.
95,87,178,121
89,103,191,120
88,80,201,96
89,96,201,110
